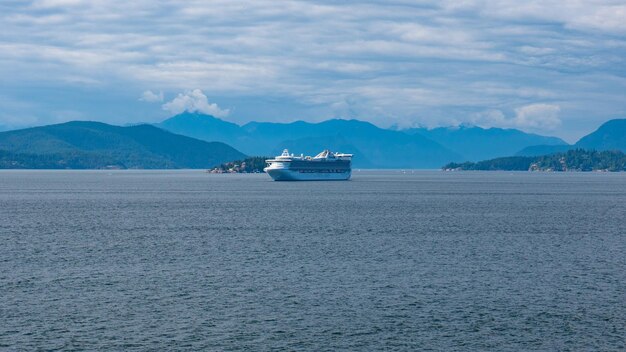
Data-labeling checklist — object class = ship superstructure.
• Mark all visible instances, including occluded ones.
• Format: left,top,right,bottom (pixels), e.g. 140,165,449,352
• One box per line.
264,149,352,181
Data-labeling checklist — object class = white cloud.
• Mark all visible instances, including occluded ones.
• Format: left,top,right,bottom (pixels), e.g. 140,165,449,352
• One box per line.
161,89,229,117
514,103,561,130
139,90,163,103
30,0,84,9
468,1,626,34
518,46,556,56
471,104,561,131
471,109,508,127
0,0,624,139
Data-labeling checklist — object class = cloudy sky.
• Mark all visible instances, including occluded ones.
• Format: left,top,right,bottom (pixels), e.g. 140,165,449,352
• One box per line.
1,0,625,141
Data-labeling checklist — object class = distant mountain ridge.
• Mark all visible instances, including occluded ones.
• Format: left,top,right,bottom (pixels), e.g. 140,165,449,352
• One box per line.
160,113,462,168
517,119,626,156
0,121,245,169
405,126,566,161
159,111,245,143
159,113,569,168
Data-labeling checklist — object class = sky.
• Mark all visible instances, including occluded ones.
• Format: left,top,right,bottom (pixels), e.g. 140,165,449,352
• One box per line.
1,0,625,142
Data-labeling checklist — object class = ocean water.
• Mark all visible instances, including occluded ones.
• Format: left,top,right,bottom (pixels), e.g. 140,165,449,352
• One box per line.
1,170,625,351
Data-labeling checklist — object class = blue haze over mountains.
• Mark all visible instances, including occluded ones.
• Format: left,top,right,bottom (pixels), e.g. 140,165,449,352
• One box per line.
159,112,570,168
404,127,566,162
0,113,624,169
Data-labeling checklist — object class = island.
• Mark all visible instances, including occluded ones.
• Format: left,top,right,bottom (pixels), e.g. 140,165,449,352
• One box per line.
208,156,269,173
443,149,626,172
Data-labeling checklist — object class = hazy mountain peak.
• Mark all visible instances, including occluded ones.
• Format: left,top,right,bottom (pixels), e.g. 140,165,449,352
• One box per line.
575,118,626,151
158,111,243,143
167,111,234,123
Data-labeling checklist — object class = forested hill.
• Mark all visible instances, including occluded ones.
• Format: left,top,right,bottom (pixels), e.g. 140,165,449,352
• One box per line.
209,156,269,173
0,121,245,169
443,149,626,172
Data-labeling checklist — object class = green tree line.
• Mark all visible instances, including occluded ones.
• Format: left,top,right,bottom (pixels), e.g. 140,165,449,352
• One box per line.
443,149,626,172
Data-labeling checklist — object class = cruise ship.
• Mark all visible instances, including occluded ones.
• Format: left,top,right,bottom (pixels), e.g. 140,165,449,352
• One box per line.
264,149,352,181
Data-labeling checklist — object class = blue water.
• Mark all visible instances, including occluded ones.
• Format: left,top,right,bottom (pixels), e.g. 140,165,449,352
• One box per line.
1,170,625,351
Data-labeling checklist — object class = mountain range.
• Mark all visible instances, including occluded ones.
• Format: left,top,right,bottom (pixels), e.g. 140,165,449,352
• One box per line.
0,114,624,169
160,113,463,168
0,121,245,169
158,112,572,168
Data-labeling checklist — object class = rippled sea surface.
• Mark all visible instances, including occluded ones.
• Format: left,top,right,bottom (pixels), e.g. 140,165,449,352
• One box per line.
1,170,625,351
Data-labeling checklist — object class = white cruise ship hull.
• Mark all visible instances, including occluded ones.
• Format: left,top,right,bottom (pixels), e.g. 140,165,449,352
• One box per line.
265,168,351,181
264,149,353,181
